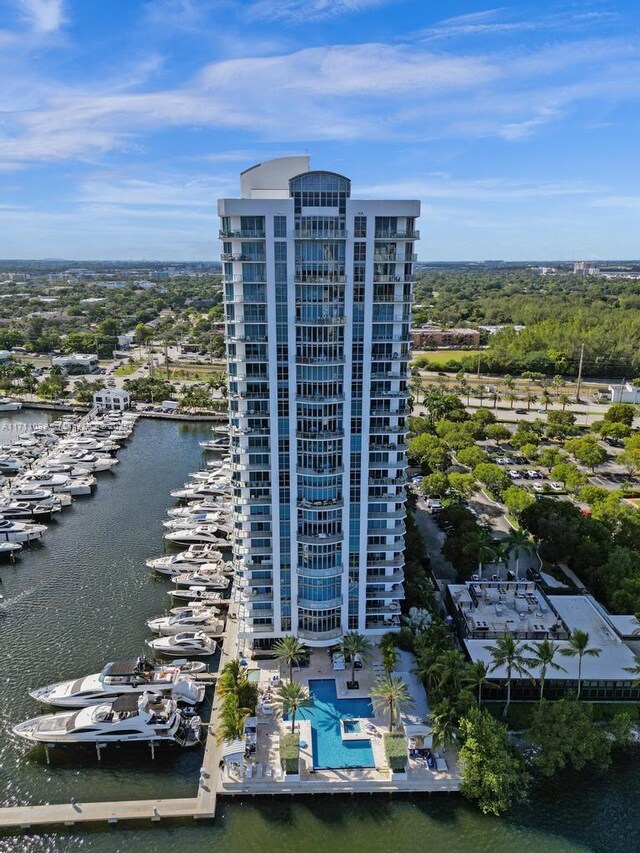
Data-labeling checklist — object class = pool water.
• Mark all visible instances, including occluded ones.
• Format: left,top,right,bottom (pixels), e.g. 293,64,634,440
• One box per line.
343,719,361,734
298,679,375,769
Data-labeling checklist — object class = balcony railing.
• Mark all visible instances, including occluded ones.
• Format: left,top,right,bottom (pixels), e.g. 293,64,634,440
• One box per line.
295,230,348,239
296,564,344,578
298,627,344,641
297,532,343,545
298,596,343,610
219,229,265,239
374,230,420,239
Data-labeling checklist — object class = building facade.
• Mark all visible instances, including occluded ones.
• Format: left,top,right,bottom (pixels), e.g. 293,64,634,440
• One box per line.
218,157,419,648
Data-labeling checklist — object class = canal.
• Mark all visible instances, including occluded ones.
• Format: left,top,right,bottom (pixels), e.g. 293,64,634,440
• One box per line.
0,411,636,852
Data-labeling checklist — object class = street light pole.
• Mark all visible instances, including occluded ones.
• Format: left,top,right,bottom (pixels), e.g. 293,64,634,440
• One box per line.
575,343,585,402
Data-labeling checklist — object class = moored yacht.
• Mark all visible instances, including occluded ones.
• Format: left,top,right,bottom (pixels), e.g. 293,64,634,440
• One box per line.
13,693,202,746
147,608,225,636
172,568,228,589
147,632,217,657
0,398,22,411
164,525,232,547
29,656,205,708
146,544,223,574
0,518,46,542
168,586,225,604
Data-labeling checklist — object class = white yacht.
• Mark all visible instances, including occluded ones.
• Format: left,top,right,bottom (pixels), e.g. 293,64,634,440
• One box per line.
19,471,96,496
13,693,202,746
0,456,26,474
211,424,229,435
0,398,22,411
170,483,230,501
0,501,54,522
168,586,225,604
147,632,217,657
162,516,232,533
47,452,118,472
199,438,230,450
167,500,226,517
0,541,22,559
0,519,46,543
172,568,229,589
146,544,223,574
147,609,225,636
29,657,205,708
164,525,232,547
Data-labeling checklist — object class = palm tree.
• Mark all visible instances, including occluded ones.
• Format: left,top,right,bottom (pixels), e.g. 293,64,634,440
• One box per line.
505,391,518,410
371,674,414,732
525,392,537,411
426,649,467,695
216,693,250,743
274,681,311,734
541,391,552,412
503,528,537,580
526,639,566,701
380,632,399,676
560,630,601,699
273,636,308,683
464,660,495,705
217,658,247,697
485,635,533,717
342,631,373,686
492,541,511,577
464,527,495,580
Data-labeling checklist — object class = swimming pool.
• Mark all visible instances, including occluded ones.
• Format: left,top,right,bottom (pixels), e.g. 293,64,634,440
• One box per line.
296,679,375,769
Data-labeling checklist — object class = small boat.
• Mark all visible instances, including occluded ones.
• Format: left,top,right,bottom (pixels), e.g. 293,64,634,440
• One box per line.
0,501,55,522
0,456,25,474
168,586,225,604
0,541,22,559
0,519,46,542
13,693,202,746
199,438,230,450
210,424,229,435
147,609,225,636
0,398,22,412
29,656,205,708
147,632,218,657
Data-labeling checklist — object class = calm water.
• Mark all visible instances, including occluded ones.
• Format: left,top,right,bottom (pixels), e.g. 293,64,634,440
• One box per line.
0,411,636,853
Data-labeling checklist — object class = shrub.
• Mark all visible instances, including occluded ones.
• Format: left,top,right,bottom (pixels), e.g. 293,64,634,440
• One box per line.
384,732,407,772
279,733,300,774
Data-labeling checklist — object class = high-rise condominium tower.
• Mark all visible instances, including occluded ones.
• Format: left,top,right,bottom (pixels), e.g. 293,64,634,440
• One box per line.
219,157,420,649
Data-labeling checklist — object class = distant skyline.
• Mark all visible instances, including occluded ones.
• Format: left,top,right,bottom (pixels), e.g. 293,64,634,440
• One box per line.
1,0,639,261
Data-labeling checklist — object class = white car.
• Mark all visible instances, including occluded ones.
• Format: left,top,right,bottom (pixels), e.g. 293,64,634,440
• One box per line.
508,470,520,480
550,482,563,492
426,497,442,512
527,470,542,479
533,482,544,493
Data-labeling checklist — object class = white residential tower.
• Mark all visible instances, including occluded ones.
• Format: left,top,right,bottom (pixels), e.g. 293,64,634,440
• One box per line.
219,157,419,649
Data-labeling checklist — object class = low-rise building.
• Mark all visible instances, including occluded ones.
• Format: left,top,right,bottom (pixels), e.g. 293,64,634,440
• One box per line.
447,580,640,701
93,388,130,411
51,353,98,374
411,326,480,349
608,382,640,404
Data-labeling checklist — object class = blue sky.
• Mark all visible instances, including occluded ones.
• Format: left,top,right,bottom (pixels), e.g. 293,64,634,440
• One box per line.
1,0,639,260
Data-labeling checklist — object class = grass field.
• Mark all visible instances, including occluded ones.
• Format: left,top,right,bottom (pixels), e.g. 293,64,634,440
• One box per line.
412,349,480,366
113,362,141,376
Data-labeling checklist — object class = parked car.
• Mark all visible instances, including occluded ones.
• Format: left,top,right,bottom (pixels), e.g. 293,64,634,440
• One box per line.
527,470,543,479
514,409,528,415
533,483,544,493
508,470,520,480
550,482,563,492
537,408,547,414
426,497,442,512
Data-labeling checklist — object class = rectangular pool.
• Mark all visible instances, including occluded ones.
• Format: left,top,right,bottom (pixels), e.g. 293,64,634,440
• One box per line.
296,679,375,769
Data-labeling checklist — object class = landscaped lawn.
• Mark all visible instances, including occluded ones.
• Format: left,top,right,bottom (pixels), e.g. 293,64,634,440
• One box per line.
485,701,640,729
412,349,480,366
113,362,141,376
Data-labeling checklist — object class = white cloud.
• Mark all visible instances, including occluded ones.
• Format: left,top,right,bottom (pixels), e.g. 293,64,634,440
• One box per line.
245,0,393,23
358,175,598,201
17,0,65,33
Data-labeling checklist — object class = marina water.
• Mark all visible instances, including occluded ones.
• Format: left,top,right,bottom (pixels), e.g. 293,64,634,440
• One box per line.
0,410,636,853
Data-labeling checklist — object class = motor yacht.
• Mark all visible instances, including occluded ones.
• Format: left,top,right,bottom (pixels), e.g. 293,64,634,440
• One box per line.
0,455,26,474
146,544,223,574
147,632,218,657
0,398,22,411
187,469,231,483
13,693,202,746
170,483,230,500
0,518,46,542
164,525,232,547
168,586,225,604
210,424,229,435
19,471,96,496
29,656,205,708
162,515,232,533
47,452,118,472
199,438,230,451
147,609,225,636
0,501,54,522
59,437,119,454
4,485,66,504
172,568,229,589
167,500,226,517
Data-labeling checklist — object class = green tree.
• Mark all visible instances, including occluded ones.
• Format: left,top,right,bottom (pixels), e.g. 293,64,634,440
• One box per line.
604,403,635,426
473,462,510,496
420,472,450,498
463,527,496,581
503,486,536,521
526,639,566,700
427,648,469,696
342,631,373,686
503,526,538,579
485,635,533,717
464,659,496,704
485,423,511,443
216,692,250,743
273,636,309,683
448,472,477,501
459,707,528,816
528,698,612,776
380,633,399,676
560,630,601,699
371,675,415,732
274,681,312,734
551,462,588,493
456,446,489,469
564,436,607,473
217,659,247,697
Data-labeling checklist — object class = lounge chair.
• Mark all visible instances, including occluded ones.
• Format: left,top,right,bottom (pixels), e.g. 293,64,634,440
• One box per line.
245,764,253,779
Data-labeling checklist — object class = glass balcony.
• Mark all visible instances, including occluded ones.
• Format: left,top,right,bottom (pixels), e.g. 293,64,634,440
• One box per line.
374,230,420,239
219,229,266,238
298,627,344,641
295,229,348,239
